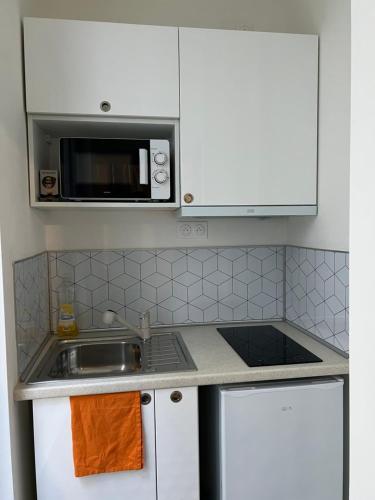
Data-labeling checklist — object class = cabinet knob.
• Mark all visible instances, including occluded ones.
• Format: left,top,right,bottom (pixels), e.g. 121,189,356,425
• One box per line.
100,100,111,112
184,193,194,204
141,393,152,405
170,391,183,403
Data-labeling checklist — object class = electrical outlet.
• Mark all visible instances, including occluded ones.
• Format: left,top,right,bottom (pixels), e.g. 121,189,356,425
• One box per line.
177,221,208,239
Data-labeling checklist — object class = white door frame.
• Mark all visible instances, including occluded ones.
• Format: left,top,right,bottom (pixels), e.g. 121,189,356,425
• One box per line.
0,232,15,499
350,1,375,498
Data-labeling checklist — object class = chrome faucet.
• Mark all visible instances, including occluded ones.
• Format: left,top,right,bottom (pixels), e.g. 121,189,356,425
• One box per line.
102,309,151,342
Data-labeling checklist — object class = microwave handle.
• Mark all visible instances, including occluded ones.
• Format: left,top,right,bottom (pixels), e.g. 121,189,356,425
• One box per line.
139,149,148,185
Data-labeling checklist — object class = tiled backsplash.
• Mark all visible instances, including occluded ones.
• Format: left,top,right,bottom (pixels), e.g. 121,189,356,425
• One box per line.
285,246,349,353
48,246,284,331
14,244,349,375
14,252,49,374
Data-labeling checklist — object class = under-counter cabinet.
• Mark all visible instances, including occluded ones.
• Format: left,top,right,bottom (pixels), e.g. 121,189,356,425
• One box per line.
33,387,199,500
23,18,179,118
179,28,319,216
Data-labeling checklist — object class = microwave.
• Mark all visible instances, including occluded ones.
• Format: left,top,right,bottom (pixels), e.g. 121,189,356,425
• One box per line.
59,138,171,201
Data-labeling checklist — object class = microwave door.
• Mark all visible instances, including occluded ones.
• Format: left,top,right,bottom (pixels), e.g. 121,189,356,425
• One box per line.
110,145,151,200
60,138,152,201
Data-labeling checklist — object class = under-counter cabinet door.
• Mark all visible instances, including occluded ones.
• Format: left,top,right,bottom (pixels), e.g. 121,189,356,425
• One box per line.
179,28,318,213
155,387,200,500
33,393,156,500
23,18,179,118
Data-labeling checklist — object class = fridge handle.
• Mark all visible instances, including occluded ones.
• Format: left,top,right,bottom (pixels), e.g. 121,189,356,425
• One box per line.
139,149,148,185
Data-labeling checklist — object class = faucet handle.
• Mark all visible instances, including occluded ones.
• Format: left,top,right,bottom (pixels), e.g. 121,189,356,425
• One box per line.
139,310,151,341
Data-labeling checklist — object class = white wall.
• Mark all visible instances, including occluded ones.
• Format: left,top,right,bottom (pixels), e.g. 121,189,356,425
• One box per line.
287,0,350,251
43,210,286,250
0,1,46,498
19,0,350,252
350,1,375,498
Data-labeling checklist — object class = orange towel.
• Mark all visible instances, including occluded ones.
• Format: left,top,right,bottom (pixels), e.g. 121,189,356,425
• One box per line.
70,392,143,477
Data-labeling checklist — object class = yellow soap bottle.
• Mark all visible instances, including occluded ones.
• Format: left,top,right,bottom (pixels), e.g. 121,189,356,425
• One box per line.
57,277,79,337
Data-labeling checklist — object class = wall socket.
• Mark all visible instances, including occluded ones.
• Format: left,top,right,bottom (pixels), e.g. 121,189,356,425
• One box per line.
177,220,208,239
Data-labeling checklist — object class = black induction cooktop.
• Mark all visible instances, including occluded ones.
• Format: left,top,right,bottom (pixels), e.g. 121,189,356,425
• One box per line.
217,325,322,367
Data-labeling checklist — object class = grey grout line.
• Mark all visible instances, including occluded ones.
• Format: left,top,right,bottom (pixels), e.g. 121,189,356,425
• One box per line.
13,250,47,265
286,244,349,254
44,243,348,256
285,320,349,359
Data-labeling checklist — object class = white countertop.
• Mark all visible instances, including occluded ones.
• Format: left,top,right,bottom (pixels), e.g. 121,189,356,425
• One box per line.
14,321,349,401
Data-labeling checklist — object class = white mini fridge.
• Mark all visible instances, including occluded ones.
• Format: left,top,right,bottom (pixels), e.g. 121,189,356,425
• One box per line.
211,378,343,500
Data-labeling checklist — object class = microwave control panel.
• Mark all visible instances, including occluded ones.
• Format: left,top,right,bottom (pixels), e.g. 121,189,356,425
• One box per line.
150,139,171,200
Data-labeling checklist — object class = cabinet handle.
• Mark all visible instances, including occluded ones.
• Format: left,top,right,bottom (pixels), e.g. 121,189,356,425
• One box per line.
170,391,183,403
100,100,111,112
139,149,148,185
141,393,152,405
184,193,194,204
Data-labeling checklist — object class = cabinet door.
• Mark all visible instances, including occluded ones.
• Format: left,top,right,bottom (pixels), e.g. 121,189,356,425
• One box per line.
155,387,200,500
179,28,318,208
24,18,179,118
33,392,156,500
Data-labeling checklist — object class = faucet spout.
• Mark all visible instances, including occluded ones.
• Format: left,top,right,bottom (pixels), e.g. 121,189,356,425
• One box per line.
102,310,151,342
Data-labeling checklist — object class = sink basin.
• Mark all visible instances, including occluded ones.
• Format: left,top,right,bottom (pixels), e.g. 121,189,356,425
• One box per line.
26,331,196,383
49,341,142,378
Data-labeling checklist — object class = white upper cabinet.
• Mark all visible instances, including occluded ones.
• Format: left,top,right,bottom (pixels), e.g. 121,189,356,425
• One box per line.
23,18,179,118
179,28,318,216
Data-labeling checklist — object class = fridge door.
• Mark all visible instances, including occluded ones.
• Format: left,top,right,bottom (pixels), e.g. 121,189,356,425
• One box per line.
219,378,343,500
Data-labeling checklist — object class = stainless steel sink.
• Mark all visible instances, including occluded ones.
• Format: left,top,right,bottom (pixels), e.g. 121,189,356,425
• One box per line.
26,331,196,383
49,341,142,377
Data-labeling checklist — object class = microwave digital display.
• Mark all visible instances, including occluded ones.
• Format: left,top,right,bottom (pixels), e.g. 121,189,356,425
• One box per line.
60,138,171,202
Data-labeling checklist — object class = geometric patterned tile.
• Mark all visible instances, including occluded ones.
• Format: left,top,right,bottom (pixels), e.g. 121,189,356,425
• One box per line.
15,245,350,374
14,252,50,375
285,246,349,354
48,246,285,331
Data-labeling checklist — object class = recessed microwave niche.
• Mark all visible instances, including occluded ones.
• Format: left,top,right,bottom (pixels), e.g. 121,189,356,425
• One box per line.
27,115,180,208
